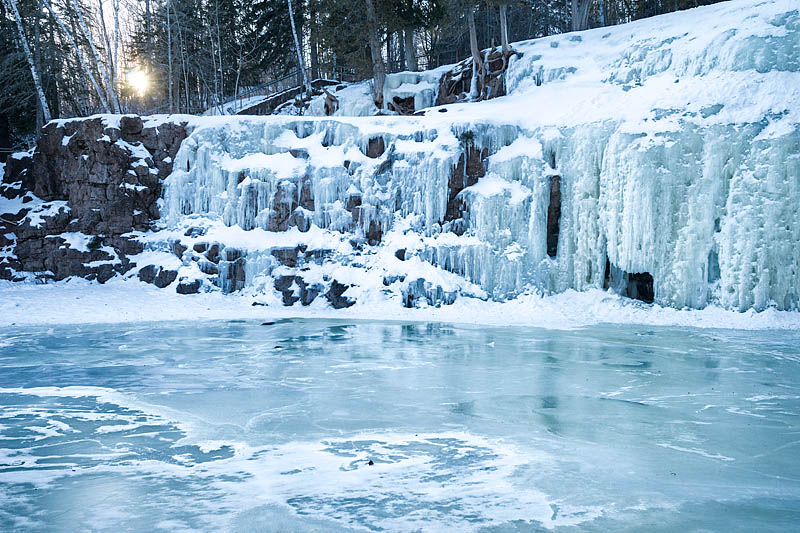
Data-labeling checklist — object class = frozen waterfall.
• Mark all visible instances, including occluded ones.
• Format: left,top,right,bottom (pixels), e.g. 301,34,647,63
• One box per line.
157,0,799,311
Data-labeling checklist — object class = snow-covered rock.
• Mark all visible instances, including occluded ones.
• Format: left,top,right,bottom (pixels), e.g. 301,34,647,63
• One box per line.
0,115,188,282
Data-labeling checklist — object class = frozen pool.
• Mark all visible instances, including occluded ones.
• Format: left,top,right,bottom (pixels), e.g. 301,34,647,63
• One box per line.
1,319,799,531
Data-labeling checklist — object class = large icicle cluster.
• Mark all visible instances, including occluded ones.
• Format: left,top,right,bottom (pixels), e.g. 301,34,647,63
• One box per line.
152,0,799,311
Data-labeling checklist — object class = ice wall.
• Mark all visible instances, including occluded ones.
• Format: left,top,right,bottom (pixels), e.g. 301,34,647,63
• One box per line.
158,0,799,311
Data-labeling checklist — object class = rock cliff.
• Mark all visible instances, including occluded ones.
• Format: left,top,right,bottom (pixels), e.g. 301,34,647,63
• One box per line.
0,116,187,282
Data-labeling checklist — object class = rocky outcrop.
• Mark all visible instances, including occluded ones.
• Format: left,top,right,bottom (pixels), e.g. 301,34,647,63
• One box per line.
435,48,517,106
443,139,489,236
0,116,188,282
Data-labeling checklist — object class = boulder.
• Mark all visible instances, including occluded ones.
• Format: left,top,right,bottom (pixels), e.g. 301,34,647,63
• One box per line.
138,264,157,284
326,280,355,309
176,279,202,294
170,239,187,258
154,268,178,288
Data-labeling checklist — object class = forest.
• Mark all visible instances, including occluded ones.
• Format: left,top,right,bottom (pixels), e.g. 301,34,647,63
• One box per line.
1,0,727,152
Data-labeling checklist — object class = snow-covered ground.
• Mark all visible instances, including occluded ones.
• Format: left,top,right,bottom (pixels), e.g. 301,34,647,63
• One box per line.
2,276,799,330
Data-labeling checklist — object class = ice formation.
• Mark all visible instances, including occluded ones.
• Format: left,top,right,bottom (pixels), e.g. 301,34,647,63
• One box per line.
153,0,798,311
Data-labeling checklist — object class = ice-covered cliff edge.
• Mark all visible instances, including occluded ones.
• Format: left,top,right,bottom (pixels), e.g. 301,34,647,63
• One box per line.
2,0,798,312
150,0,799,311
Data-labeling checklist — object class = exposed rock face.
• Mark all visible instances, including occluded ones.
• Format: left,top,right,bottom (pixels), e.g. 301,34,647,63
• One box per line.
444,141,488,235
366,136,386,159
266,176,315,232
176,278,202,294
323,89,339,116
435,48,517,106
386,95,415,115
138,265,179,288
0,116,188,282
325,280,355,308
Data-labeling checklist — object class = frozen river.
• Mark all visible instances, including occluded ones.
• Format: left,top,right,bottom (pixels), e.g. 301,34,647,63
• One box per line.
1,319,799,531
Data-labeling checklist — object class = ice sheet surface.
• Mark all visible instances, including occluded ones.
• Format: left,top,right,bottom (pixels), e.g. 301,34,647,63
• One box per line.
1,319,799,531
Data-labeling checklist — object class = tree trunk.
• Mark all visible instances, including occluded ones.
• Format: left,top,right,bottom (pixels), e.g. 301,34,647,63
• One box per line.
98,0,112,65
71,0,120,112
288,0,311,98
467,7,483,101
46,10,60,117
404,29,417,71
167,1,173,112
499,3,510,53
145,0,152,64
572,0,591,32
210,30,219,112
34,0,44,129
173,3,189,112
364,0,385,108
215,0,224,100
571,0,579,31
309,6,319,79
233,54,242,112
387,32,393,72
113,0,119,101
4,0,52,122
580,0,591,31
97,0,115,107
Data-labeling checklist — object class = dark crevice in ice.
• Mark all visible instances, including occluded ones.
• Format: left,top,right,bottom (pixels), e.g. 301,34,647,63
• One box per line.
546,175,561,257
707,249,720,283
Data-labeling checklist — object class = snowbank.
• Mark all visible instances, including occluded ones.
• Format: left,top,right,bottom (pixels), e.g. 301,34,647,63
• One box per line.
2,276,799,330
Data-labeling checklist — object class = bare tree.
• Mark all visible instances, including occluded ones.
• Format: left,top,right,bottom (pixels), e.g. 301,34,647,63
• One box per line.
71,0,120,112
171,1,189,111
499,2,510,53
214,0,224,101
404,29,417,71
44,0,111,113
3,0,52,122
467,6,483,101
33,0,44,129
166,0,173,112
112,0,119,95
96,0,115,100
365,0,385,107
287,0,311,98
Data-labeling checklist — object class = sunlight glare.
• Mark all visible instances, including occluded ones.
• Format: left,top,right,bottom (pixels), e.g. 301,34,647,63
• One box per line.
127,69,149,97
